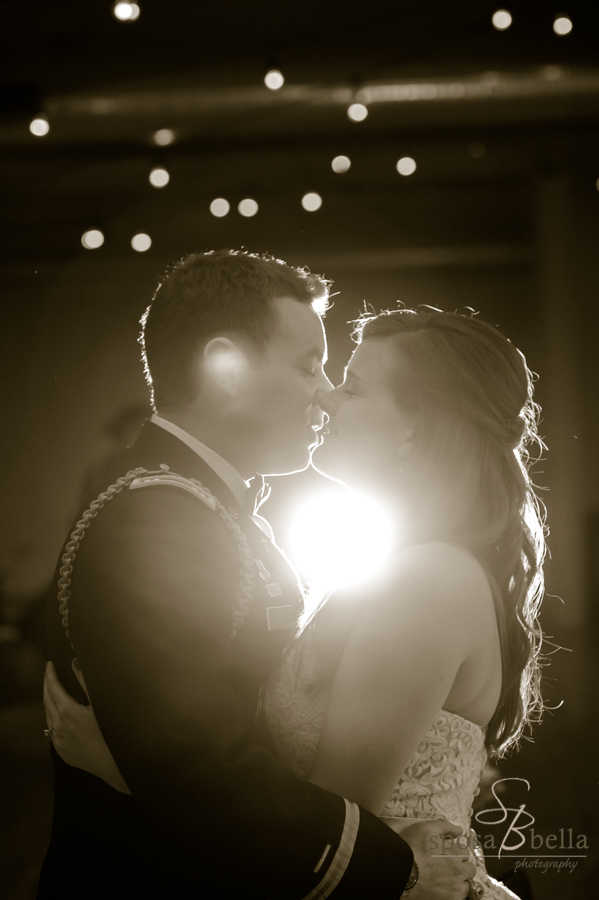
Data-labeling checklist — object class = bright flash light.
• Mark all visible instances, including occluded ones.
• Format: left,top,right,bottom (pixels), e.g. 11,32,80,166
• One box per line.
149,167,170,188
131,233,151,252
153,128,175,146
492,9,512,30
332,155,351,173
210,198,230,217
396,156,417,176
347,103,368,122
81,229,104,250
30,116,49,136
264,69,284,90
553,16,572,35
301,192,322,212
113,2,140,21
290,491,395,592
238,198,258,217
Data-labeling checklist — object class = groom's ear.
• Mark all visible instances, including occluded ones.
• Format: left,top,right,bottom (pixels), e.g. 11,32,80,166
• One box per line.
202,337,247,398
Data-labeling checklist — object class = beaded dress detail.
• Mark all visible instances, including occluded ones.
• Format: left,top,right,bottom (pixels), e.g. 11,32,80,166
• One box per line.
263,624,519,900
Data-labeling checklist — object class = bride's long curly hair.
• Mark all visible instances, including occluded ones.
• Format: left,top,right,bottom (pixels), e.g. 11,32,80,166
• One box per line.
355,306,547,758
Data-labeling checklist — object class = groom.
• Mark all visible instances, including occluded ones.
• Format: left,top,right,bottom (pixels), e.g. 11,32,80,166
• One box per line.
41,250,474,899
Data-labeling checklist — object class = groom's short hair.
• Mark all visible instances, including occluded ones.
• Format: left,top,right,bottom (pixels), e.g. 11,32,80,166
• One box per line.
140,249,329,411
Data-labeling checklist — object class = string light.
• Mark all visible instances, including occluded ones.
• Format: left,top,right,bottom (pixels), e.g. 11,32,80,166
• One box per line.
113,2,140,21
492,9,512,30
468,142,486,158
396,157,417,176
29,116,49,137
149,167,170,188
347,103,368,122
131,233,151,252
331,155,351,173
553,15,572,35
238,198,258,217
301,192,322,212
264,69,284,90
210,198,230,217
81,230,104,250
152,128,175,146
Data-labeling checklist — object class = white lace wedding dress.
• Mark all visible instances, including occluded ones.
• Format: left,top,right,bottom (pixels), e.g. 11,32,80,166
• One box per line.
263,622,519,899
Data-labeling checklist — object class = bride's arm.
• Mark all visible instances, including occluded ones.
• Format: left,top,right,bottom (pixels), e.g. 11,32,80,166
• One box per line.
307,542,484,815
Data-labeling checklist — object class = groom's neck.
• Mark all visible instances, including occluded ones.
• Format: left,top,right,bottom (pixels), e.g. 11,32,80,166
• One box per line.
156,408,259,480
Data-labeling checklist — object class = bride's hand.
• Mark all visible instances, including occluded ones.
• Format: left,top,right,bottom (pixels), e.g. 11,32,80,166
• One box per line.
43,661,131,795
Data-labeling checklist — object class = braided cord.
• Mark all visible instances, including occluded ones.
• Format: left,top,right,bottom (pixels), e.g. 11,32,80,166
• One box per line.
57,467,255,649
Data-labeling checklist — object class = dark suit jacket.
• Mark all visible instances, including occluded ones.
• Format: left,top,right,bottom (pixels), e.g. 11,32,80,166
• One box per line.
39,422,413,899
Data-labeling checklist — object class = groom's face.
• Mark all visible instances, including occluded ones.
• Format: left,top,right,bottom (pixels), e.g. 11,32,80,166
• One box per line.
245,296,333,475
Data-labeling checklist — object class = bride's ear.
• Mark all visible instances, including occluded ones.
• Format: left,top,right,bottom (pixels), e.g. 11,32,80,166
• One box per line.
202,338,247,398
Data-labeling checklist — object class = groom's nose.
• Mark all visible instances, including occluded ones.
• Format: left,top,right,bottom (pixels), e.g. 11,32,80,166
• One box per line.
314,370,334,402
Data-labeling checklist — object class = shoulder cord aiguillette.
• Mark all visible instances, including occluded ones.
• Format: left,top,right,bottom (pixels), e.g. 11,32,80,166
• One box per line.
57,467,256,648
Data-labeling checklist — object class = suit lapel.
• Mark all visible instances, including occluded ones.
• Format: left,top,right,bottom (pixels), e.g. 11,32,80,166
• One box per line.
132,421,302,674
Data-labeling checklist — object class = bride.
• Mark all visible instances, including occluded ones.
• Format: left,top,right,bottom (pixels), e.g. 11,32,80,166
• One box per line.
44,306,546,900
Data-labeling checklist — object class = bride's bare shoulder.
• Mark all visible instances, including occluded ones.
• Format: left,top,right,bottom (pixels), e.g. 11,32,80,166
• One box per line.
373,540,493,619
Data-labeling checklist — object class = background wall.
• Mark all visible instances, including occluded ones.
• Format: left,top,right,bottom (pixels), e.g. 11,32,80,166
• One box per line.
1,2,598,897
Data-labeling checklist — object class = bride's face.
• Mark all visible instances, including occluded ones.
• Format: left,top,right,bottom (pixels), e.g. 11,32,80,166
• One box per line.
312,338,416,493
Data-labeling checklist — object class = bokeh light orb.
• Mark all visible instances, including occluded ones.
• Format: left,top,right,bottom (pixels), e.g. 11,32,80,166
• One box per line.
81,229,104,250
153,128,175,146
347,103,368,122
553,16,572,35
492,9,512,30
149,167,170,188
113,2,140,21
396,156,417,176
264,69,284,90
210,198,230,217
290,491,395,592
331,155,351,174
30,116,49,137
301,192,323,212
238,198,258,217
131,233,151,252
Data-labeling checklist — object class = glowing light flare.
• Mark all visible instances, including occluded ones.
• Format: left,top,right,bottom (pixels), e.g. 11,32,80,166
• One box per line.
210,198,230,217
289,491,395,592
153,128,175,146
264,69,284,90
113,2,140,21
81,229,104,250
301,192,322,212
492,9,512,30
238,198,258,217
131,233,151,252
553,16,572,35
149,167,170,188
30,116,49,136
347,103,368,122
396,156,417,176
331,155,351,173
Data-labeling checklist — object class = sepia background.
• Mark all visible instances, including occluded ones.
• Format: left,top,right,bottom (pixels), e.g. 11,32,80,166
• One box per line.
1,1,598,897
